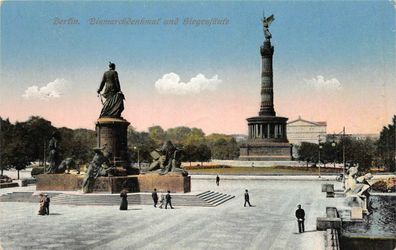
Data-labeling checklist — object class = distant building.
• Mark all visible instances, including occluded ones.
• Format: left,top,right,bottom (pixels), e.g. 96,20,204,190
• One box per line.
232,134,248,143
350,134,379,141
287,116,327,145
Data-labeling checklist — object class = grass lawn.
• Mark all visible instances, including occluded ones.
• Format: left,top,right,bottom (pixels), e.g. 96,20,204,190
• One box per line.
187,166,343,175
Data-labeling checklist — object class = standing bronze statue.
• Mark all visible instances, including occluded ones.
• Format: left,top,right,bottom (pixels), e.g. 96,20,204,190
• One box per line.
97,62,125,118
46,131,61,174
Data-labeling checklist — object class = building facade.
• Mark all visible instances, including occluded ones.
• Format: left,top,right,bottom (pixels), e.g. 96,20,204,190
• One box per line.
287,116,327,145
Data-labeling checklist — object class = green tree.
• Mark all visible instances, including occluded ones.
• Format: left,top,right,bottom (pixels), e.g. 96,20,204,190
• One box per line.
166,126,192,144
377,115,396,171
23,116,55,163
185,128,205,145
297,142,318,167
196,144,211,164
0,118,14,175
148,126,166,145
206,134,239,160
128,127,157,163
58,127,96,164
2,122,34,179
181,144,199,165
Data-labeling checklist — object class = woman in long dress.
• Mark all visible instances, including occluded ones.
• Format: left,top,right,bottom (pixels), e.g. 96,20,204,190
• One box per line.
120,189,128,210
38,194,46,215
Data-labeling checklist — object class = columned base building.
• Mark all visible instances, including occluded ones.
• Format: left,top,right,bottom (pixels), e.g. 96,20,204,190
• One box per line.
239,15,292,161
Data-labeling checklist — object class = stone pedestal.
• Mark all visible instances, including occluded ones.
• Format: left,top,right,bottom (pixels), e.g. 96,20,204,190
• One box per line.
96,117,138,174
36,174,191,193
36,174,84,191
137,174,191,193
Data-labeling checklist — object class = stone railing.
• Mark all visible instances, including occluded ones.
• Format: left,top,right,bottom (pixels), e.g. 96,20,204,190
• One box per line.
325,229,340,250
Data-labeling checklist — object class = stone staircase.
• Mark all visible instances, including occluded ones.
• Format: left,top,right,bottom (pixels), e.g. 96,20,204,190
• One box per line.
0,191,234,207
0,192,41,203
196,191,235,206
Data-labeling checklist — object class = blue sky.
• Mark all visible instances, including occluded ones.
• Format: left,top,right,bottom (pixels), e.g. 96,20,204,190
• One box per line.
1,0,395,134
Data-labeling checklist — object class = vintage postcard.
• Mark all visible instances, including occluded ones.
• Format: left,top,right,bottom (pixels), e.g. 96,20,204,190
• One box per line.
0,1,395,250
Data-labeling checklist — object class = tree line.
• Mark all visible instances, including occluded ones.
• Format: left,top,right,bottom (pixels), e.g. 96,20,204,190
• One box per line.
1,115,394,175
0,116,240,175
0,116,96,176
128,125,240,164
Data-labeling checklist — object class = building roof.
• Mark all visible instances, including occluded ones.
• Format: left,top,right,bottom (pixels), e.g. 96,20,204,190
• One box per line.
287,116,327,126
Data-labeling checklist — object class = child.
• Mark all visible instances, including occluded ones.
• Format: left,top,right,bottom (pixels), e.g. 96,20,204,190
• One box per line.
159,193,165,209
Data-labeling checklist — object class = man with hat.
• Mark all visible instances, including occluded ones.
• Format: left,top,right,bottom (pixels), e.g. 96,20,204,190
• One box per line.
295,204,305,233
44,194,50,215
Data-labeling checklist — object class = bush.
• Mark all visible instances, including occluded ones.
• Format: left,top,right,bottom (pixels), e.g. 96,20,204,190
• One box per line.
31,167,44,176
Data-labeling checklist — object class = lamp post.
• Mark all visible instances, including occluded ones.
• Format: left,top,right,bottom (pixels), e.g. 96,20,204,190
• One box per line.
331,139,336,169
43,141,46,173
331,128,347,189
318,135,322,178
393,116,396,174
342,127,346,189
133,146,140,170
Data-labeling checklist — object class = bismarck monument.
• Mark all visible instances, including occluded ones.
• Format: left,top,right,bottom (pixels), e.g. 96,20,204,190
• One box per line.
37,62,190,193
95,62,135,171
239,15,292,161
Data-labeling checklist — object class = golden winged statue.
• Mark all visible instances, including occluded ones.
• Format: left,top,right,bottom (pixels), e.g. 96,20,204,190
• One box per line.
261,14,275,40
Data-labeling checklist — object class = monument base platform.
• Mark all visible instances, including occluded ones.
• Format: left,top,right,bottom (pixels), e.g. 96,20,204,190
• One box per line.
239,141,292,161
36,174,191,193
138,173,191,193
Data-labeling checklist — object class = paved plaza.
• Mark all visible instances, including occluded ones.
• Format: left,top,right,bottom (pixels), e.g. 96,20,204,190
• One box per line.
0,178,338,250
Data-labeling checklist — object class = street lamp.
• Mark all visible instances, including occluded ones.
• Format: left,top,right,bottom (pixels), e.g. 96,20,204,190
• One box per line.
133,146,140,170
318,135,322,178
342,127,346,189
331,138,336,168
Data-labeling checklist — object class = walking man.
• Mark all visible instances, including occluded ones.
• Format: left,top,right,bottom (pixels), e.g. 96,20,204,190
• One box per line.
244,189,252,207
216,175,220,186
44,194,50,215
165,190,174,209
295,204,305,233
152,188,158,208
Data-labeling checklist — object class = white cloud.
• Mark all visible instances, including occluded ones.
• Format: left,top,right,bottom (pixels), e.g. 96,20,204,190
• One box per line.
304,75,342,90
22,78,68,100
155,72,222,95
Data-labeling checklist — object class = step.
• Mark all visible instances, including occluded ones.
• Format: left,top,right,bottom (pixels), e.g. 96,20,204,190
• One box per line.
211,196,235,206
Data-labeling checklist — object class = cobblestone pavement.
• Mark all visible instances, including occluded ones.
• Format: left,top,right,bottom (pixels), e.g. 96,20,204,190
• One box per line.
0,179,337,250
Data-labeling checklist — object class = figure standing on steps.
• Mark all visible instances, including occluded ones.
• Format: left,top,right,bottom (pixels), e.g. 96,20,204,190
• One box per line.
216,175,220,186
244,189,252,207
120,189,128,210
152,188,158,208
165,190,174,209
97,62,125,118
295,204,305,233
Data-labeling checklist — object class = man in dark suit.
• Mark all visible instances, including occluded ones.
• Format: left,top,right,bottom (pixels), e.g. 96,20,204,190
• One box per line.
244,189,252,207
216,175,220,186
44,194,50,215
295,204,305,233
165,190,174,209
152,188,158,208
